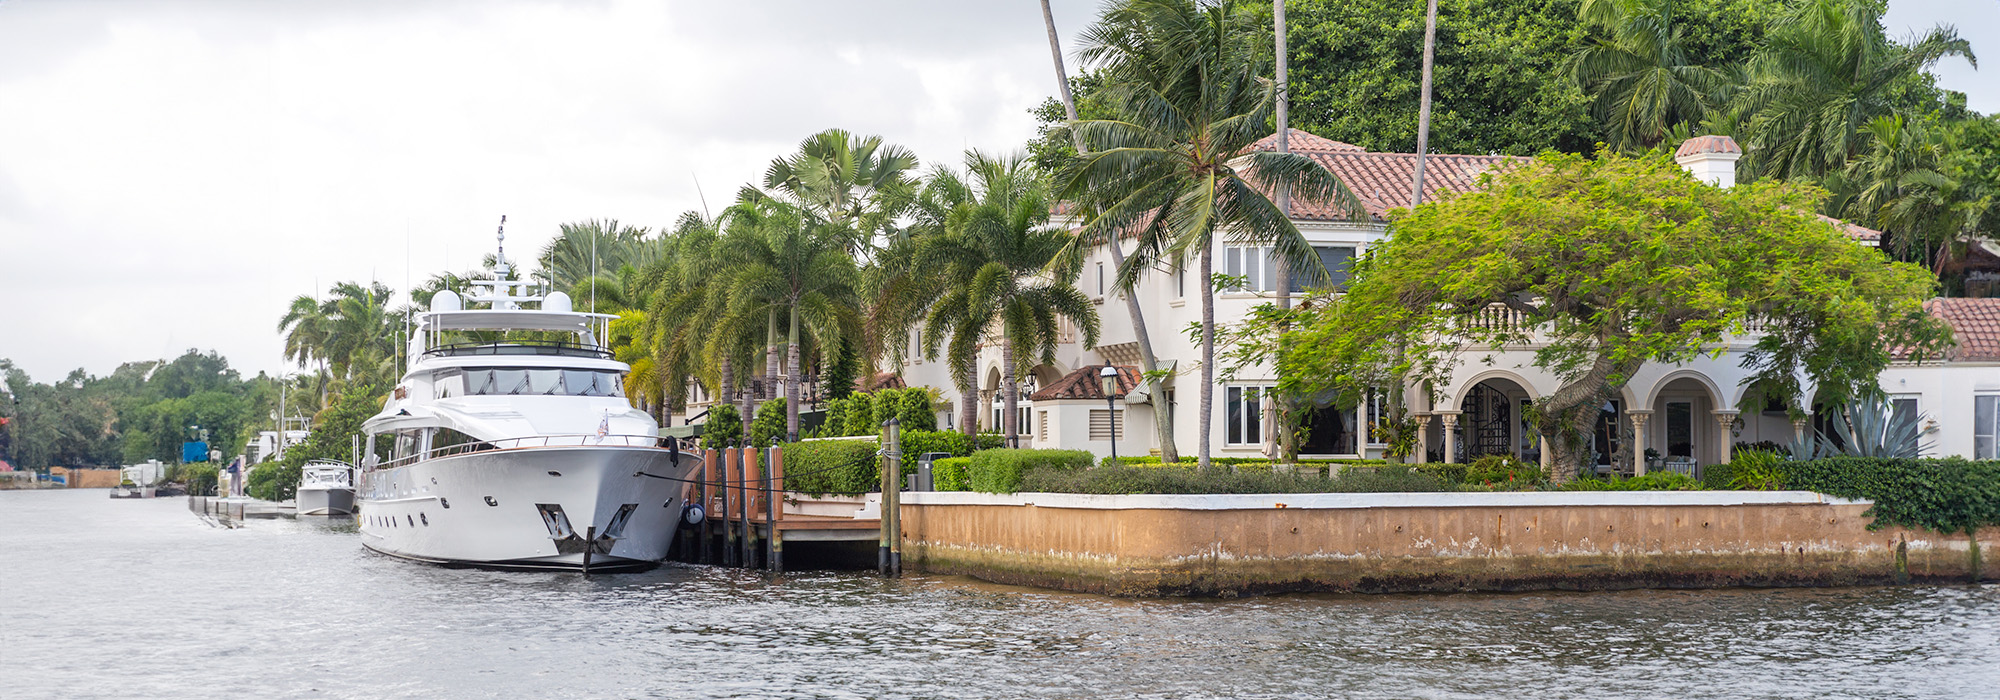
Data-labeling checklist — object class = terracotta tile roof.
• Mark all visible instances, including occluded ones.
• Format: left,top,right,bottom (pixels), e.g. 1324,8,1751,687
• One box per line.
1675,135,1742,157
1815,213,1882,242
1927,297,2000,362
860,372,904,391
1284,151,1527,221
1249,128,1366,154
1029,364,1139,401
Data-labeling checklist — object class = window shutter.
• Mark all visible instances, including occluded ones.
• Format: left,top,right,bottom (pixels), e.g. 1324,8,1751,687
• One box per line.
1089,409,1124,440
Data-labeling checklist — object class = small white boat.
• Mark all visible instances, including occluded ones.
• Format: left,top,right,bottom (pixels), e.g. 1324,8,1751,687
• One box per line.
297,460,357,515
111,460,166,498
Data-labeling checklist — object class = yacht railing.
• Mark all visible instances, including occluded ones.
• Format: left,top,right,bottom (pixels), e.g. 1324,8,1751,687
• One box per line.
423,341,612,360
368,434,689,471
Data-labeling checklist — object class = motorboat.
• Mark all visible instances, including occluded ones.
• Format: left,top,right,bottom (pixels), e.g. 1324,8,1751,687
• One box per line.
111,460,166,498
296,460,357,515
356,224,698,572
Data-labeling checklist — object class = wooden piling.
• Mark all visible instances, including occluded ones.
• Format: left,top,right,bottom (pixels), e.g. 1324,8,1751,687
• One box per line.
768,445,784,572
700,448,717,564
744,445,762,569
737,444,753,569
720,447,736,567
880,418,900,577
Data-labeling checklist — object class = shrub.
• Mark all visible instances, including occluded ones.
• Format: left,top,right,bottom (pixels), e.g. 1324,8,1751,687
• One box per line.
702,404,742,449
246,461,301,501
818,396,850,438
1782,457,2000,535
931,457,971,492
968,448,1095,493
1407,462,1468,484
842,392,877,436
1709,449,1785,490
1019,464,1457,494
1463,455,1548,489
750,398,787,447
181,463,219,496
780,439,880,496
1559,471,1704,491
893,388,938,431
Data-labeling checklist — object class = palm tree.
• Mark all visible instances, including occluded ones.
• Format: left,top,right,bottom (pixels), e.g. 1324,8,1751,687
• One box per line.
537,219,662,312
1065,0,1363,468
1738,0,1974,180
757,128,921,250
719,199,862,443
917,151,1099,448
1567,0,1723,153
1039,0,1181,462
276,294,332,404
1845,115,1996,276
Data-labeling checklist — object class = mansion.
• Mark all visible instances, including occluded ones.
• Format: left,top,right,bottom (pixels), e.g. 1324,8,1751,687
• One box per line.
680,131,2000,472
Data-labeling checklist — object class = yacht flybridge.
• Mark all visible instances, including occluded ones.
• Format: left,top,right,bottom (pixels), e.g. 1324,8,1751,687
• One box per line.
357,224,697,572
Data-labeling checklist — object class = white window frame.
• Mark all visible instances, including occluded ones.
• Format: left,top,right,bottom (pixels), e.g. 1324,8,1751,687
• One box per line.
1976,394,1998,460
1224,384,1270,446
1365,389,1389,447
1224,246,1275,293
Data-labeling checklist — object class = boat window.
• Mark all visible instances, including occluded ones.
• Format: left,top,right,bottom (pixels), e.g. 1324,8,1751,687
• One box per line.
393,431,418,460
460,368,626,397
433,369,464,399
434,428,482,451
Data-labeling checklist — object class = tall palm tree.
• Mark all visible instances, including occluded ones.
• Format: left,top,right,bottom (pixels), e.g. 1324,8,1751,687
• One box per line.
1845,115,1996,274
1567,0,1723,153
537,219,661,312
276,294,332,403
757,128,921,250
1738,0,1974,180
1040,0,1181,462
918,151,1099,448
719,199,862,443
1065,0,1363,468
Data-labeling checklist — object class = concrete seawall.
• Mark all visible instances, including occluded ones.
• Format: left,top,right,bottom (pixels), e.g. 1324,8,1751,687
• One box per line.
899,491,1994,596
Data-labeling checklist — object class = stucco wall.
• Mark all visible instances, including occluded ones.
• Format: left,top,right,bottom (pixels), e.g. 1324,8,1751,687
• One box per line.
899,491,1993,596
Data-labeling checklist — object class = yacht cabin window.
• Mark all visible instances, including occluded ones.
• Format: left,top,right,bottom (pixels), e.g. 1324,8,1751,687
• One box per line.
460,367,626,397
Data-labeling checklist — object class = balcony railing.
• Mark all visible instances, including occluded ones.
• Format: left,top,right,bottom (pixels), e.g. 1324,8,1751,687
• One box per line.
423,340,612,360
366,433,686,471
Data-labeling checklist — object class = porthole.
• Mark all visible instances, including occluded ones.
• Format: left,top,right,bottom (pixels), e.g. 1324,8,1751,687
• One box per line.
420,512,429,526
440,498,450,509
406,514,414,527
484,496,498,507
547,471,562,477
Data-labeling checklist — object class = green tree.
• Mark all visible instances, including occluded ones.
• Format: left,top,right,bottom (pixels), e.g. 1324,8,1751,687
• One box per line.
1566,0,1726,153
1737,0,1975,180
718,199,862,443
756,128,920,251
1843,114,2000,280
916,151,1099,448
1281,151,1949,476
1065,0,1362,467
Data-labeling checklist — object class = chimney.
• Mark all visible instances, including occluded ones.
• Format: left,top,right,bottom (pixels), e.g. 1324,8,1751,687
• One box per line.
1675,135,1742,188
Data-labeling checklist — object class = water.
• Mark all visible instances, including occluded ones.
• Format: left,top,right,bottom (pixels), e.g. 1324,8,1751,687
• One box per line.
3,489,1996,700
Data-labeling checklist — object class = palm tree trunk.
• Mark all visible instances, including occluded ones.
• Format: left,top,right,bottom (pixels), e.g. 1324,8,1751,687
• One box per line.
1105,237,1179,463
786,306,801,443
1199,243,1216,470
960,364,978,441
1040,4,1178,462
765,308,780,401
1274,0,1297,463
1002,341,1019,449
1411,0,1439,205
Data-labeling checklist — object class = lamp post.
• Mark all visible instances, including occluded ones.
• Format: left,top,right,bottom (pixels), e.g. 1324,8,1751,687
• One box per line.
1099,366,1121,466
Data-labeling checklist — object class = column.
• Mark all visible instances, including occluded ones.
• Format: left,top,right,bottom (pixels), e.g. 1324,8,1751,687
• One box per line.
1792,415,1812,445
1539,436,1553,472
1437,411,1461,464
1712,410,1739,464
1628,409,1652,476
1410,413,1431,464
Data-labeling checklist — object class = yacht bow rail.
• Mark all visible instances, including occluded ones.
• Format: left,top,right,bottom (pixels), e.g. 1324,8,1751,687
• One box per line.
369,433,692,471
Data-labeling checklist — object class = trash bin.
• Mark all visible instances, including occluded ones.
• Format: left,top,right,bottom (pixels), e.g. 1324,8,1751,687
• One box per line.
909,452,952,491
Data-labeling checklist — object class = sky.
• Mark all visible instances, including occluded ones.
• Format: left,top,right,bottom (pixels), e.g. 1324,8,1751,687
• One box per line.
0,0,1992,383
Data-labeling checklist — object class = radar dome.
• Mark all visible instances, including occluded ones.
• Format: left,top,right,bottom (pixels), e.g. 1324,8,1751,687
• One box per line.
543,291,573,313
430,290,462,312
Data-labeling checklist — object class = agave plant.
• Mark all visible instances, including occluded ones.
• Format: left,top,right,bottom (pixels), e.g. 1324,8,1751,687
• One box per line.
1817,400,1934,459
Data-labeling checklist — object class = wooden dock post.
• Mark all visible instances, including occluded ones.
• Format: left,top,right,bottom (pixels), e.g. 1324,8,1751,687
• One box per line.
768,445,784,572
744,443,763,569
880,418,900,577
736,442,753,569
700,448,716,564
728,448,744,568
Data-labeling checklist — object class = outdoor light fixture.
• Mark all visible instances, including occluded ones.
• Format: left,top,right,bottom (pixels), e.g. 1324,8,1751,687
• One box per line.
1099,366,1121,465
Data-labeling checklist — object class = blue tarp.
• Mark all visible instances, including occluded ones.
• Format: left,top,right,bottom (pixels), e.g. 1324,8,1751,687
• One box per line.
181,441,209,464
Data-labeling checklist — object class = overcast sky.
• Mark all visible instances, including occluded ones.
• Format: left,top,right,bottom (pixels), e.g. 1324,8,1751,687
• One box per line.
0,0,1991,383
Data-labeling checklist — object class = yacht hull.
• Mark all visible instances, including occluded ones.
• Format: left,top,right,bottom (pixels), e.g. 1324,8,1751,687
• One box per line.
357,446,694,571
297,485,356,515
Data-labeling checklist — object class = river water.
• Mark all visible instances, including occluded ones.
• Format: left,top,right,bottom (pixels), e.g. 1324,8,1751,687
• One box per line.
2,489,1996,699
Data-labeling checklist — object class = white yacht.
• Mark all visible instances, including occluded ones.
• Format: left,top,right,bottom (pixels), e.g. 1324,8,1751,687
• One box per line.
357,228,698,572
296,460,356,515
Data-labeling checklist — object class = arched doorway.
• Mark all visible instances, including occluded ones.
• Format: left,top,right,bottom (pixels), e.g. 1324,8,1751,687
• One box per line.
1453,376,1538,463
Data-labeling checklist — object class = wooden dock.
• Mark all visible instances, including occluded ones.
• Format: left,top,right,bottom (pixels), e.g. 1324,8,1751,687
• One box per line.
681,445,883,572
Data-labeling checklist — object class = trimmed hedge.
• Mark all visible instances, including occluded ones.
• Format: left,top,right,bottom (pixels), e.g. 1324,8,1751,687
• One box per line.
781,439,880,496
968,449,1095,494
902,430,1005,458
1019,464,1457,494
931,457,971,492
1558,472,1703,491
1782,457,2000,535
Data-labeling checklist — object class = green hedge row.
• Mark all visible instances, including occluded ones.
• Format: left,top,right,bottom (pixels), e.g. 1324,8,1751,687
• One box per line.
818,388,938,437
931,457,971,492
968,449,1095,493
780,439,880,496
1020,464,1458,495
1781,456,2000,535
